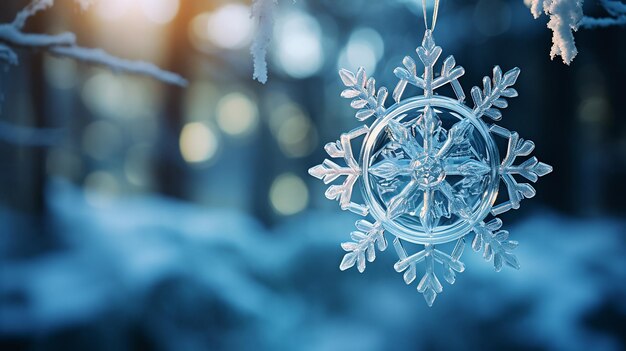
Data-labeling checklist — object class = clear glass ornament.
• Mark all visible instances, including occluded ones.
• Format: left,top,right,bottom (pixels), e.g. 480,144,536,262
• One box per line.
309,30,552,306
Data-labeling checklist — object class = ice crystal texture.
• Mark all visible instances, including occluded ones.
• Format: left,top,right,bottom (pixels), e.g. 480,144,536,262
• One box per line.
309,30,553,306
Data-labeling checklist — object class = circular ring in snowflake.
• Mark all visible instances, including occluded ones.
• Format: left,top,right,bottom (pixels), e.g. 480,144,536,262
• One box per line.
361,96,500,245
309,30,552,306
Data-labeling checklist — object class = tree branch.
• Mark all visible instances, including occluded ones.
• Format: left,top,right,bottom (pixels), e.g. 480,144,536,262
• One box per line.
0,0,187,87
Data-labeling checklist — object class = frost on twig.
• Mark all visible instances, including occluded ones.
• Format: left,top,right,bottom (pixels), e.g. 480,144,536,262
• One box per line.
251,0,277,84
0,0,187,86
525,0,626,64
524,0,583,64
339,220,387,273
580,0,626,27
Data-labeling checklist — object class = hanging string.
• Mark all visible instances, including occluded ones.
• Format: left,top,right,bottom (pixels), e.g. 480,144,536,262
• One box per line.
422,0,441,31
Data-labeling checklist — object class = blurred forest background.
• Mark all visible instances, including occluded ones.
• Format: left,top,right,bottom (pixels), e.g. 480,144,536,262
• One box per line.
0,0,625,350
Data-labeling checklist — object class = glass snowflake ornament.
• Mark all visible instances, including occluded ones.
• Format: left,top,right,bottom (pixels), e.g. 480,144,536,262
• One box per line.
309,30,552,306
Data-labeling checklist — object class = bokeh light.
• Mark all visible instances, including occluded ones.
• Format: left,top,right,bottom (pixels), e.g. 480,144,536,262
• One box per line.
269,173,309,215
270,101,317,158
125,143,154,187
206,4,254,50
82,120,123,161
338,27,384,73
84,171,120,208
179,122,219,164
216,92,259,137
185,80,218,122
82,72,157,119
82,73,126,118
46,148,83,181
44,56,78,90
139,0,180,25
274,11,324,78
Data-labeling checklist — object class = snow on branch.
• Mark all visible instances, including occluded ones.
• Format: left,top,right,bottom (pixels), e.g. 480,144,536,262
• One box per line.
524,0,583,65
525,0,626,64
12,0,54,30
251,0,277,84
50,46,188,86
580,0,626,27
0,0,187,87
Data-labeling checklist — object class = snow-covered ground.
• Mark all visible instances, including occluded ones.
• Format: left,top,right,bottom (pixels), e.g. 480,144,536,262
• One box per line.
1,180,624,350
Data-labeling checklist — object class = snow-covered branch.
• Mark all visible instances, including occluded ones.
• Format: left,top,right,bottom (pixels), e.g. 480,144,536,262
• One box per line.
525,0,626,64
524,0,583,64
0,0,187,87
580,0,626,27
50,46,188,86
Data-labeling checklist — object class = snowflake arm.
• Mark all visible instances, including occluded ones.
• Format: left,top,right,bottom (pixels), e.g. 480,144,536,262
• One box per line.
419,105,441,152
393,56,424,102
471,66,520,120
443,159,490,177
340,67,388,121
309,126,369,215
393,31,465,103
438,180,472,219
415,31,441,98
472,219,520,271
386,119,423,159
369,157,412,179
340,220,387,272
393,239,465,306
387,179,420,219
435,118,473,157
491,125,553,215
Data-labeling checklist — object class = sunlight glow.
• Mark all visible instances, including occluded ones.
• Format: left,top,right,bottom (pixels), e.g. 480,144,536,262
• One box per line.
206,4,254,49
139,0,180,24
96,0,131,21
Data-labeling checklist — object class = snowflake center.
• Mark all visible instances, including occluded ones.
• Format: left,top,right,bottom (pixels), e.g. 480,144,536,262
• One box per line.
411,155,445,188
